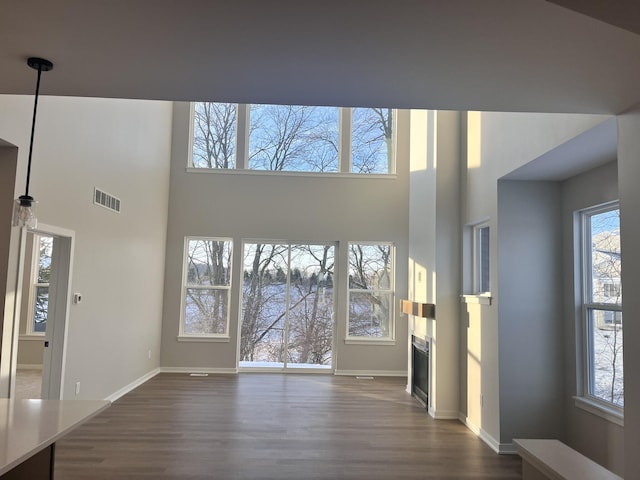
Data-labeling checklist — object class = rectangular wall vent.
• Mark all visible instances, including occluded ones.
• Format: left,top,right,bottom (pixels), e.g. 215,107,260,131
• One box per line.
93,187,121,213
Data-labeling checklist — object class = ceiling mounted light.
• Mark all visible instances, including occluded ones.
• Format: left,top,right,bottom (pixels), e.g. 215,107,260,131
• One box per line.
13,57,54,229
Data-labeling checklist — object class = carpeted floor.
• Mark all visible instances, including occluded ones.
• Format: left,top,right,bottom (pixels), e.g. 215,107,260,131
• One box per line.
15,368,42,399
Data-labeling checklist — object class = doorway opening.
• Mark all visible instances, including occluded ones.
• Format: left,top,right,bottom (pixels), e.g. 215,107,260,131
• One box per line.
14,232,52,398
11,224,74,399
239,242,335,371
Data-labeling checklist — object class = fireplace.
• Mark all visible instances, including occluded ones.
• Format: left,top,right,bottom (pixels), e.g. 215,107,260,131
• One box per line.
411,335,429,407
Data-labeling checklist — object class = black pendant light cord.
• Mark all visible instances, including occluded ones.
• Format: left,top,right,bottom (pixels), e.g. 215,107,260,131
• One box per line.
24,63,44,198
21,57,53,202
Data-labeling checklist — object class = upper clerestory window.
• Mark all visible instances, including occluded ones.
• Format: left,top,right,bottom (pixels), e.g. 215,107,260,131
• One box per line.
190,102,396,174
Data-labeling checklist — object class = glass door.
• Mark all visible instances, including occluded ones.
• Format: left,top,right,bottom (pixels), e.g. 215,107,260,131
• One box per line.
239,242,334,370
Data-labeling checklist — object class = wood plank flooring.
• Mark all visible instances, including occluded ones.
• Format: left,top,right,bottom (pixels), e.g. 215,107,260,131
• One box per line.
55,374,521,479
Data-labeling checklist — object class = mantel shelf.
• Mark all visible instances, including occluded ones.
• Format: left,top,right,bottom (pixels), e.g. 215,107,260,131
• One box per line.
400,300,435,319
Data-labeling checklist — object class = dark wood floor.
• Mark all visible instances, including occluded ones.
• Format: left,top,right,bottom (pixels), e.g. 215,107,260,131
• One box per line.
55,374,521,479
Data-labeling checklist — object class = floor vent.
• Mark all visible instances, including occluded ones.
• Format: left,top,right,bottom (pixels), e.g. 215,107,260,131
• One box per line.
189,373,209,377
93,188,121,213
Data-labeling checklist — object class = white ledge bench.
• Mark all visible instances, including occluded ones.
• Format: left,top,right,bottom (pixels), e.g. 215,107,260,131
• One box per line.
514,439,622,480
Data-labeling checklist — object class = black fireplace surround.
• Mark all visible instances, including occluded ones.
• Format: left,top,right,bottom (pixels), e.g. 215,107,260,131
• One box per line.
411,335,429,407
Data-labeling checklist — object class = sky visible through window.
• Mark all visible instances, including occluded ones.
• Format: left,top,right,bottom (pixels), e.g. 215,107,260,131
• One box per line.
192,103,394,173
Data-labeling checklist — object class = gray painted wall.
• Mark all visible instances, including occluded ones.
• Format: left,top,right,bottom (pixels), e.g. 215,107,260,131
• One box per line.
160,103,410,373
616,109,640,479
0,145,19,396
561,160,622,474
0,95,172,399
497,180,564,442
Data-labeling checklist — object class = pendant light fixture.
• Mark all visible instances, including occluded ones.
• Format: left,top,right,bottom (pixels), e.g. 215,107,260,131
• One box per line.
12,57,54,229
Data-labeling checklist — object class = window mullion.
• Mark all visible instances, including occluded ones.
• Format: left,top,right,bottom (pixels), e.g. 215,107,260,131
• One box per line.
585,303,622,311
282,244,293,369
236,104,249,169
340,108,352,173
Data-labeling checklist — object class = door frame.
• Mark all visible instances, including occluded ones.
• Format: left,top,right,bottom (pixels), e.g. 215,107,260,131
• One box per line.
9,223,74,399
237,239,337,373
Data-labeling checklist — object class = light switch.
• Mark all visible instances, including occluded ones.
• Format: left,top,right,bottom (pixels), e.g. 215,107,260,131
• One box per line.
73,293,83,304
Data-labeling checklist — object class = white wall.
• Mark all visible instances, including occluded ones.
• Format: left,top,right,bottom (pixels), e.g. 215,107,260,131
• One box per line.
407,110,461,419
160,102,410,374
461,111,612,451
0,95,172,399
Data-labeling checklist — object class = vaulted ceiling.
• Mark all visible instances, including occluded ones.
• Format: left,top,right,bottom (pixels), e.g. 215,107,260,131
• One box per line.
1,0,639,114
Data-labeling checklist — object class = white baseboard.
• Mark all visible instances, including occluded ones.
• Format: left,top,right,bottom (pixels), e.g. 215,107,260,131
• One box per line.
496,441,518,455
17,364,43,370
459,414,517,454
334,369,407,377
105,368,160,402
428,407,459,419
160,366,238,375
460,414,481,434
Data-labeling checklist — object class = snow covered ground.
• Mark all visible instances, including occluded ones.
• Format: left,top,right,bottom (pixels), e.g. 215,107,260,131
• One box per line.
239,361,331,370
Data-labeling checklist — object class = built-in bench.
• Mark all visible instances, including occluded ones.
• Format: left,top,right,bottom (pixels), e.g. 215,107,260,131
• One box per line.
514,439,622,480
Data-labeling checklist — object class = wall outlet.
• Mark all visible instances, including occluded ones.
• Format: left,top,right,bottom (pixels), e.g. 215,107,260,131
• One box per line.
148,349,151,360
75,381,81,396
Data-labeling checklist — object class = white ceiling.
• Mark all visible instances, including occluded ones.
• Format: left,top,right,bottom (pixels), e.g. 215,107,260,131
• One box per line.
1,0,640,114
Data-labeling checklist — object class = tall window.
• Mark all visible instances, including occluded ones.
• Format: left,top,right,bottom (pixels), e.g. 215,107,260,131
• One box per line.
347,243,394,339
181,238,233,337
580,204,623,409
28,235,53,335
190,103,396,174
473,224,490,294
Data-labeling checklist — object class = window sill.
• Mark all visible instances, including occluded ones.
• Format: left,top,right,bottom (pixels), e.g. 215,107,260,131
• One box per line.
185,167,397,179
177,336,231,343
573,396,624,427
344,338,396,346
461,294,493,305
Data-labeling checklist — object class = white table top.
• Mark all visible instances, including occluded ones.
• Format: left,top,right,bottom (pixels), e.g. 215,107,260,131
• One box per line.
0,399,110,475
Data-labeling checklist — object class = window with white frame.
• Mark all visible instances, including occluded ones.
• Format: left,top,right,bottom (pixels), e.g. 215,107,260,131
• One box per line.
351,108,394,174
347,243,394,339
249,104,340,172
190,103,396,174
27,234,53,335
181,237,233,337
473,223,490,294
579,203,623,410
192,102,237,168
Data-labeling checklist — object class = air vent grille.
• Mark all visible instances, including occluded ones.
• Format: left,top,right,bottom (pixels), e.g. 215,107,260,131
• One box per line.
93,188,121,213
